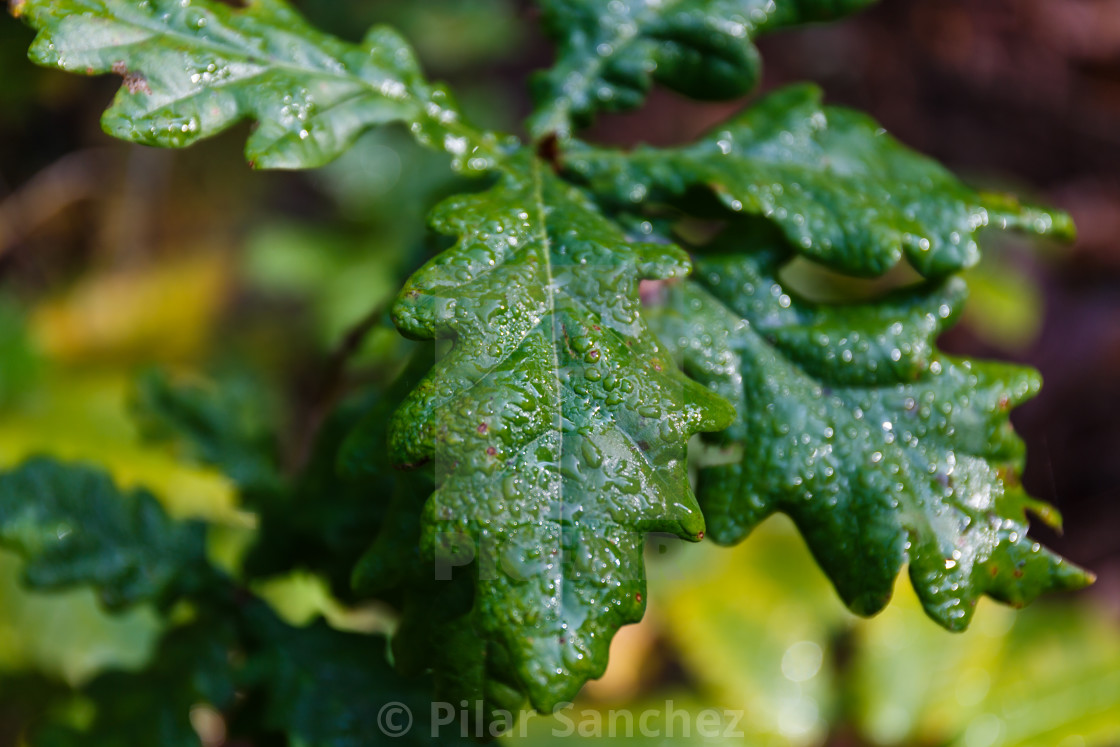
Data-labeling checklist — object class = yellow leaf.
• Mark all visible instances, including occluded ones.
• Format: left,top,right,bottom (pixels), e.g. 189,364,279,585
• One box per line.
31,251,230,364
0,371,250,526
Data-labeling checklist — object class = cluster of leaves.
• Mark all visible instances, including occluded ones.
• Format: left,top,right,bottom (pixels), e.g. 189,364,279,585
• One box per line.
1,0,1095,741
0,374,476,745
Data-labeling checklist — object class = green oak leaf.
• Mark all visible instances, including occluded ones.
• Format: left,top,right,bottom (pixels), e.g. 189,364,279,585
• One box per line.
385,151,733,711
651,230,1092,629
0,458,211,610
12,0,508,171
567,84,1074,277
529,0,877,137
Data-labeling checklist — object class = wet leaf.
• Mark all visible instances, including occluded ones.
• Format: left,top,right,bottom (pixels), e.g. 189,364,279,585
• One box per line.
13,0,508,172
651,228,1092,629
382,151,733,711
567,85,1073,276
529,1,877,137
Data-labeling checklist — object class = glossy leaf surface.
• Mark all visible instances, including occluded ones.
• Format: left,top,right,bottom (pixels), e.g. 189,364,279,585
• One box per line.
568,85,1073,276
13,0,506,171
651,233,1091,628
386,152,733,709
530,1,877,136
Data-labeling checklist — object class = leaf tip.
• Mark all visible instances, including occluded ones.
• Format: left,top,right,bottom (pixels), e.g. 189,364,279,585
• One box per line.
1050,208,1077,243
846,588,893,618
1024,497,1063,531
1055,559,1095,592
8,0,25,17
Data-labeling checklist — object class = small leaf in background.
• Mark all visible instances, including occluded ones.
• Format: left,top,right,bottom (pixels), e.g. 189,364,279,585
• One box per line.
0,550,160,686
653,518,852,746
242,603,473,747
0,298,41,407
372,0,525,73
250,570,395,635
529,0,877,137
961,252,1046,351
568,85,1073,277
0,458,210,609
650,519,1120,747
244,387,397,598
242,223,401,350
852,583,1120,747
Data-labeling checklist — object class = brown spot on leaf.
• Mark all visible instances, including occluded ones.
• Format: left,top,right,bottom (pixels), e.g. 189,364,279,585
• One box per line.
997,465,1021,488
393,456,431,471
477,422,488,434
486,446,496,456
111,61,152,95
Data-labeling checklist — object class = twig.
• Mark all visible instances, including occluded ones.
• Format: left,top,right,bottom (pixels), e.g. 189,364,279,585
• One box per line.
0,149,114,258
